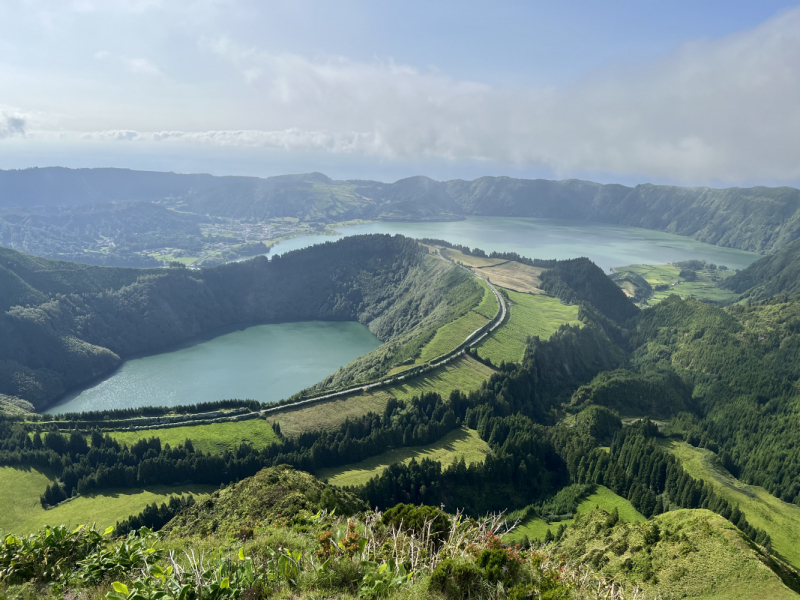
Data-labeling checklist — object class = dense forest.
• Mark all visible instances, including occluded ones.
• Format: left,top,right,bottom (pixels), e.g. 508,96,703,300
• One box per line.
723,236,800,299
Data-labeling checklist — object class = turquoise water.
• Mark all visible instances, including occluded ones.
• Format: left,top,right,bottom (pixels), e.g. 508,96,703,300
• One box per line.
271,217,762,272
47,321,381,414
52,217,760,414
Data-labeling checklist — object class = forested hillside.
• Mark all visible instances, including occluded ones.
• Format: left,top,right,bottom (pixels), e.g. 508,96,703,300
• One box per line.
723,237,800,299
3,167,799,254
0,235,479,409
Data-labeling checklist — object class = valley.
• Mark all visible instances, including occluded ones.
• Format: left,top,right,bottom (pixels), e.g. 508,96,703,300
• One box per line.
1,191,800,599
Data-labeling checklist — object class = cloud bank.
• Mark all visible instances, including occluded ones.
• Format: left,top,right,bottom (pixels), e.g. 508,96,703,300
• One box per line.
5,5,800,184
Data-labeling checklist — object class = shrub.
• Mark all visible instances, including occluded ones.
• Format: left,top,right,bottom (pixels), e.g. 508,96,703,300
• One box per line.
429,558,485,599
381,503,450,542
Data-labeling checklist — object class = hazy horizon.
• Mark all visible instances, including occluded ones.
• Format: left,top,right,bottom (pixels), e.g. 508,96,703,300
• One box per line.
2,1,800,188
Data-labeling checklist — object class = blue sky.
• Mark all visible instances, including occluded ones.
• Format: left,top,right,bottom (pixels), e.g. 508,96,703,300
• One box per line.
1,0,799,186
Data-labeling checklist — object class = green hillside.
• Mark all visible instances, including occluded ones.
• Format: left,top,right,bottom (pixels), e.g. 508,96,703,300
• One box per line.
723,236,800,299
0,235,479,409
477,291,581,364
664,440,800,570
0,465,214,536
553,508,799,600
318,426,490,487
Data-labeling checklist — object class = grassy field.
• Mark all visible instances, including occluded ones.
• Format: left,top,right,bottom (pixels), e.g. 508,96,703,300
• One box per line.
110,418,280,454
440,247,506,268
478,261,544,294
318,427,491,487
385,355,494,401
662,439,800,570
269,356,494,436
615,264,738,305
0,466,215,536
472,280,500,319
507,486,645,542
478,292,581,364
417,310,489,363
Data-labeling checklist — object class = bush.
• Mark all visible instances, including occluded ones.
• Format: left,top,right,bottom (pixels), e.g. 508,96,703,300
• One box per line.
381,503,450,543
429,558,485,599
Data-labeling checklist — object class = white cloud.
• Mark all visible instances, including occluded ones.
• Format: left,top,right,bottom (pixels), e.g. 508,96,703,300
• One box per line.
8,6,800,184
122,57,161,74
94,50,111,59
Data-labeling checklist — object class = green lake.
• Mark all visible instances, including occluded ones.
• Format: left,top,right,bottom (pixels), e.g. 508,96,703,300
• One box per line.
52,217,761,414
272,217,762,272
47,321,381,415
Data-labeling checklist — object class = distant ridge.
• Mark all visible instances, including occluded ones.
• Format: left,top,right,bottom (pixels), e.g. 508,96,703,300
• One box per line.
2,167,799,253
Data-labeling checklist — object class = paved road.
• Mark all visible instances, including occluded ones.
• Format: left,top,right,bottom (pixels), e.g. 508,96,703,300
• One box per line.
260,246,507,416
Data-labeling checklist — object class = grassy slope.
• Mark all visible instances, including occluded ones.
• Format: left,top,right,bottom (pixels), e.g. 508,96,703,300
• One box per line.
662,439,800,571
109,418,279,454
557,508,798,600
472,279,500,319
269,355,494,436
0,466,214,536
478,261,544,294
618,264,738,305
440,247,506,267
416,309,488,363
318,427,490,487
507,486,645,542
478,291,581,364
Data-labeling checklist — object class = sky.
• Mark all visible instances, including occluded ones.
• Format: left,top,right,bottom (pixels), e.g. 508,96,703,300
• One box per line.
1,0,799,186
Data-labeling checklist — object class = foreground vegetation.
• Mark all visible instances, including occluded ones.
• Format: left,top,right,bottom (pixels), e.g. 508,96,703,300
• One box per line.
663,439,800,570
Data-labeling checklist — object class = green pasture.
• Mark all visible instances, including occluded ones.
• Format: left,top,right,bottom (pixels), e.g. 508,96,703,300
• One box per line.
0,466,214,536
109,417,279,454
473,280,500,319
506,485,645,542
662,439,800,570
417,310,489,363
478,291,581,364
440,247,506,268
616,264,738,305
318,427,490,487
270,355,494,436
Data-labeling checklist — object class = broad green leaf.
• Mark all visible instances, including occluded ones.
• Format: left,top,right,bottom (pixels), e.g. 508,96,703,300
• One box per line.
112,581,130,595
220,577,230,589
104,526,115,536
238,548,245,561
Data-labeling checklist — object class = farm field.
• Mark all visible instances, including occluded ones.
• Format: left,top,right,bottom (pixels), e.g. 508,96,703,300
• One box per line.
478,291,581,364
318,427,490,487
109,417,280,454
662,439,800,570
416,310,489,363
614,264,738,305
269,355,494,436
440,247,506,268
506,486,645,543
477,261,544,294
0,466,214,536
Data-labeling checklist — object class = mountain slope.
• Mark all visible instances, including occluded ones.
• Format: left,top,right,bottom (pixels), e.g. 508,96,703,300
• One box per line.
722,237,800,299
553,508,799,599
2,167,799,253
0,235,478,409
